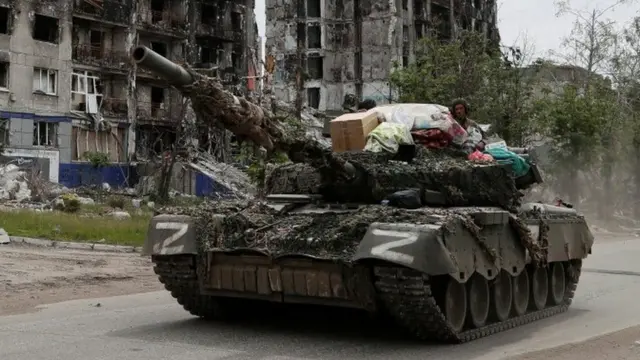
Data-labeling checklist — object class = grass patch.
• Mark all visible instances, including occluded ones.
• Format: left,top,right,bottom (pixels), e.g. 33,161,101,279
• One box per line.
0,210,152,246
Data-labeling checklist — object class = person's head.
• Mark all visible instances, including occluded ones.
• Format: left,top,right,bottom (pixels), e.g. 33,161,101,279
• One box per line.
342,94,358,112
451,99,470,120
357,99,377,112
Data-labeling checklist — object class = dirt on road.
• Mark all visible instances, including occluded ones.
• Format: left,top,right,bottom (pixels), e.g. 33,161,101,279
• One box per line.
0,243,162,315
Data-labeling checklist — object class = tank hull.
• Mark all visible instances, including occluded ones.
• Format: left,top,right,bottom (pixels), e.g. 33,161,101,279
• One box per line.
145,202,593,343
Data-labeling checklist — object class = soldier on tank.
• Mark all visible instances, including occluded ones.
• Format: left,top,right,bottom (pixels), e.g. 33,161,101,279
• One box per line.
450,98,486,152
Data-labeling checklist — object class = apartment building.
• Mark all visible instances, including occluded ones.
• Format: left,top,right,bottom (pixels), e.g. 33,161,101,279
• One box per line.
264,0,498,112
0,0,256,186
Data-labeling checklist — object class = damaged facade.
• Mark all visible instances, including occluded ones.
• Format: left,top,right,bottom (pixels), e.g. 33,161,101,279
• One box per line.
0,0,258,188
265,0,498,111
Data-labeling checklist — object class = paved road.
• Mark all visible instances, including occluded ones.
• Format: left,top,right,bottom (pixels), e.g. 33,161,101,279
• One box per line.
2,238,640,360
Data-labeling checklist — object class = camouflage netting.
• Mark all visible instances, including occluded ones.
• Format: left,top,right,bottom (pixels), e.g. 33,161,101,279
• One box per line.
265,148,523,211
159,199,584,264
161,200,506,260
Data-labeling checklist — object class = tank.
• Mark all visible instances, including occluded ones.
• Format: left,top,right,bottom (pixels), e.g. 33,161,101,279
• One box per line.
134,46,594,343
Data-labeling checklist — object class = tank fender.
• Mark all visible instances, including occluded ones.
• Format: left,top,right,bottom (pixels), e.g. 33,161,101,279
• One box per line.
142,214,203,256
353,222,457,275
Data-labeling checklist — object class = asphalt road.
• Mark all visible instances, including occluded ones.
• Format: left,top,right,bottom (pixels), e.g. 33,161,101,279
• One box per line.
2,238,640,360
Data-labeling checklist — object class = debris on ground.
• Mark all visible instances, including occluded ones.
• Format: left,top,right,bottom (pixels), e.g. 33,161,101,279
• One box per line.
0,243,161,315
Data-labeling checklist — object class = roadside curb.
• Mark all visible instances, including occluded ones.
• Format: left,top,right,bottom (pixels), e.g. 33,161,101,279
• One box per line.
7,236,143,253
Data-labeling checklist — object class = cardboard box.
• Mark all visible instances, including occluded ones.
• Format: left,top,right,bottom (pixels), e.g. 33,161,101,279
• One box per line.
330,111,380,152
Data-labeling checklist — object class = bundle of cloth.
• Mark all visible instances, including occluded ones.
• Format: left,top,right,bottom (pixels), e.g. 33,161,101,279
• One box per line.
362,103,530,178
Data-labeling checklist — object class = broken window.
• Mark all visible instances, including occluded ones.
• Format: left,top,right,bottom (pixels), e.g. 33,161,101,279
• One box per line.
151,42,168,57
0,6,9,34
0,118,8,147
71,70,103,113
431,5,451,41
232,52,239,69
415,24,423,39
33,68,57,95
414,0,423,16
231,13,241,31
200,46,217,64
296,0,305,17
402,0,407,10
307,87,320,108
33,14,59,43
296,23,306,48
403,26,409,43
307,24,321,48
0,62,7,89
201,3,217,25
151,86,165,118
89,30,104,58
151,0,165,23
33,121,57,147
307,0,321,17
307,56,323,79
402,56,408,66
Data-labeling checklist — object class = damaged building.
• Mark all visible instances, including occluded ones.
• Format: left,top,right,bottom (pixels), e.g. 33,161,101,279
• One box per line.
0,0,258,189
265,0,498,111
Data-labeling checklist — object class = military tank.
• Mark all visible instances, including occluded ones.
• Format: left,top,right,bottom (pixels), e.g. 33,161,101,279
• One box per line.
133,46,594,343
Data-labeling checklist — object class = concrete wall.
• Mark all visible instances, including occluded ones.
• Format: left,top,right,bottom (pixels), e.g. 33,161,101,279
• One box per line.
266,0,499,112
0,0,74,164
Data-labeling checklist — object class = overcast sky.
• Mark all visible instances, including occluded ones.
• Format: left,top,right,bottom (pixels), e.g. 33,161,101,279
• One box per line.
253,0,640,60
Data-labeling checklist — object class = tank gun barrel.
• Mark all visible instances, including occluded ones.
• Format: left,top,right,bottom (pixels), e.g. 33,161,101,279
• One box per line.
132,46,194,87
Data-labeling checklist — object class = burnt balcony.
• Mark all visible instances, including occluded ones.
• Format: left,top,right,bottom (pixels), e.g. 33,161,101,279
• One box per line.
136,101,181,124
101,97,128,117
73,0,131,25
197,22,236,42
72,44,128,70
138,9,187,35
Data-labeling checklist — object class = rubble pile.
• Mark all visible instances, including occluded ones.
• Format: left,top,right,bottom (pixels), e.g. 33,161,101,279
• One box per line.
189,151,256,199
0,164,32,202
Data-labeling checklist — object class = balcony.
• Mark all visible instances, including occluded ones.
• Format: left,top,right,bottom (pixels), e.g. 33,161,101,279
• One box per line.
137,9,186,35
197,22,236,42
136,101,180,124
73,0,131,25
72,44,128,71
101,97,128,117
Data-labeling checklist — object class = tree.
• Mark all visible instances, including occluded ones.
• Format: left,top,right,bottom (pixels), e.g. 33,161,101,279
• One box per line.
389,30,543,145
609,16,640,217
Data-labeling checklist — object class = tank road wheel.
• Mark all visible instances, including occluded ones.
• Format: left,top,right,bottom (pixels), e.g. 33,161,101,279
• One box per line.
444,277,468,333
490,271,513,322
467,274,490,328
530,266,549,311
512,270,530,316
549,262,566,305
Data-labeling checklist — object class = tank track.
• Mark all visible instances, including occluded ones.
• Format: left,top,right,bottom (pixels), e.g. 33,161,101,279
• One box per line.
153,254,582,343
152,255,223,319
373,261,582,343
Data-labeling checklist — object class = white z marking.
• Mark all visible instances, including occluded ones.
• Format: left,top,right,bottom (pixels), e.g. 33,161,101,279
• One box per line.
153,222,188,254
370,229,419,264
